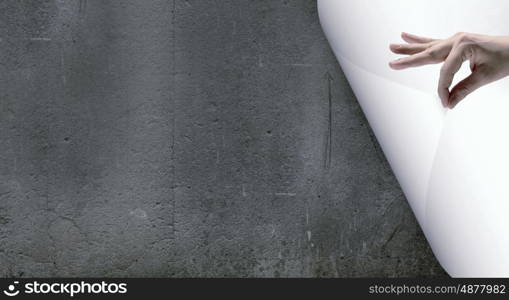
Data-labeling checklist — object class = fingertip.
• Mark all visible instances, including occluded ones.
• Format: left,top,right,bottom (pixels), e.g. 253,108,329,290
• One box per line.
441,97,448,108
388,61,401,70
448,90,466,108
438,89,449,108
389,44,401,52
401,32,416,41
447,94,457,108
448,97,460,109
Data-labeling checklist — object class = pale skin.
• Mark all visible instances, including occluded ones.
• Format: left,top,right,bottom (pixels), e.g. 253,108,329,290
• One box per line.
389,32,509,108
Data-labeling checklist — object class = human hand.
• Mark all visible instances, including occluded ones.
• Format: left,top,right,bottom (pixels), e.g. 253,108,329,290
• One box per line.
389,32,509,108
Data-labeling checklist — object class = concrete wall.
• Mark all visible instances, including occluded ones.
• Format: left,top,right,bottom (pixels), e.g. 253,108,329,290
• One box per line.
0,0,446,277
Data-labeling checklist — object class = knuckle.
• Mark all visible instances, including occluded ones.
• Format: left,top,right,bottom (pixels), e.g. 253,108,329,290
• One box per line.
460,46,472,60
454,32,471,45
457,87,470,98
426,48,440,60
453,32,466,39
476,64,489,75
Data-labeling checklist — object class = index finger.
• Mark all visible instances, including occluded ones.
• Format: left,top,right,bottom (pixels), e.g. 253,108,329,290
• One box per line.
389,50,438,70
437,45,469,104
401,32,436,44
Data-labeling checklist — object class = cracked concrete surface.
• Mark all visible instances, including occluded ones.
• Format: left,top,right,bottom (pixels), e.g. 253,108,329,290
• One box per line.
0,0,446,277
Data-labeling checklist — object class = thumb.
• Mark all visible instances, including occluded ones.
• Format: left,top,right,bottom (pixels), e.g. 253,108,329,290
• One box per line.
448,70,486,108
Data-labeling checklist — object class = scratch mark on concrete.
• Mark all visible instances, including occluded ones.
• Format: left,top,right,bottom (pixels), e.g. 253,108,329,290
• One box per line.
29,38,52,41
55,215,89,241
232,20,237,36
330,255,340,277
287,63,314,67
79,0,88,15
60,47,66,86
325,72,333,169
242,184,247,197
381,225,401,252
274,192,296,197
258,54,263,68
170,0,177,237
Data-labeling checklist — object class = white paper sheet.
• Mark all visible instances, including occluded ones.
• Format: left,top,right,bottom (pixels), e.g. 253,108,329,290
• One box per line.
319,0,509,277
